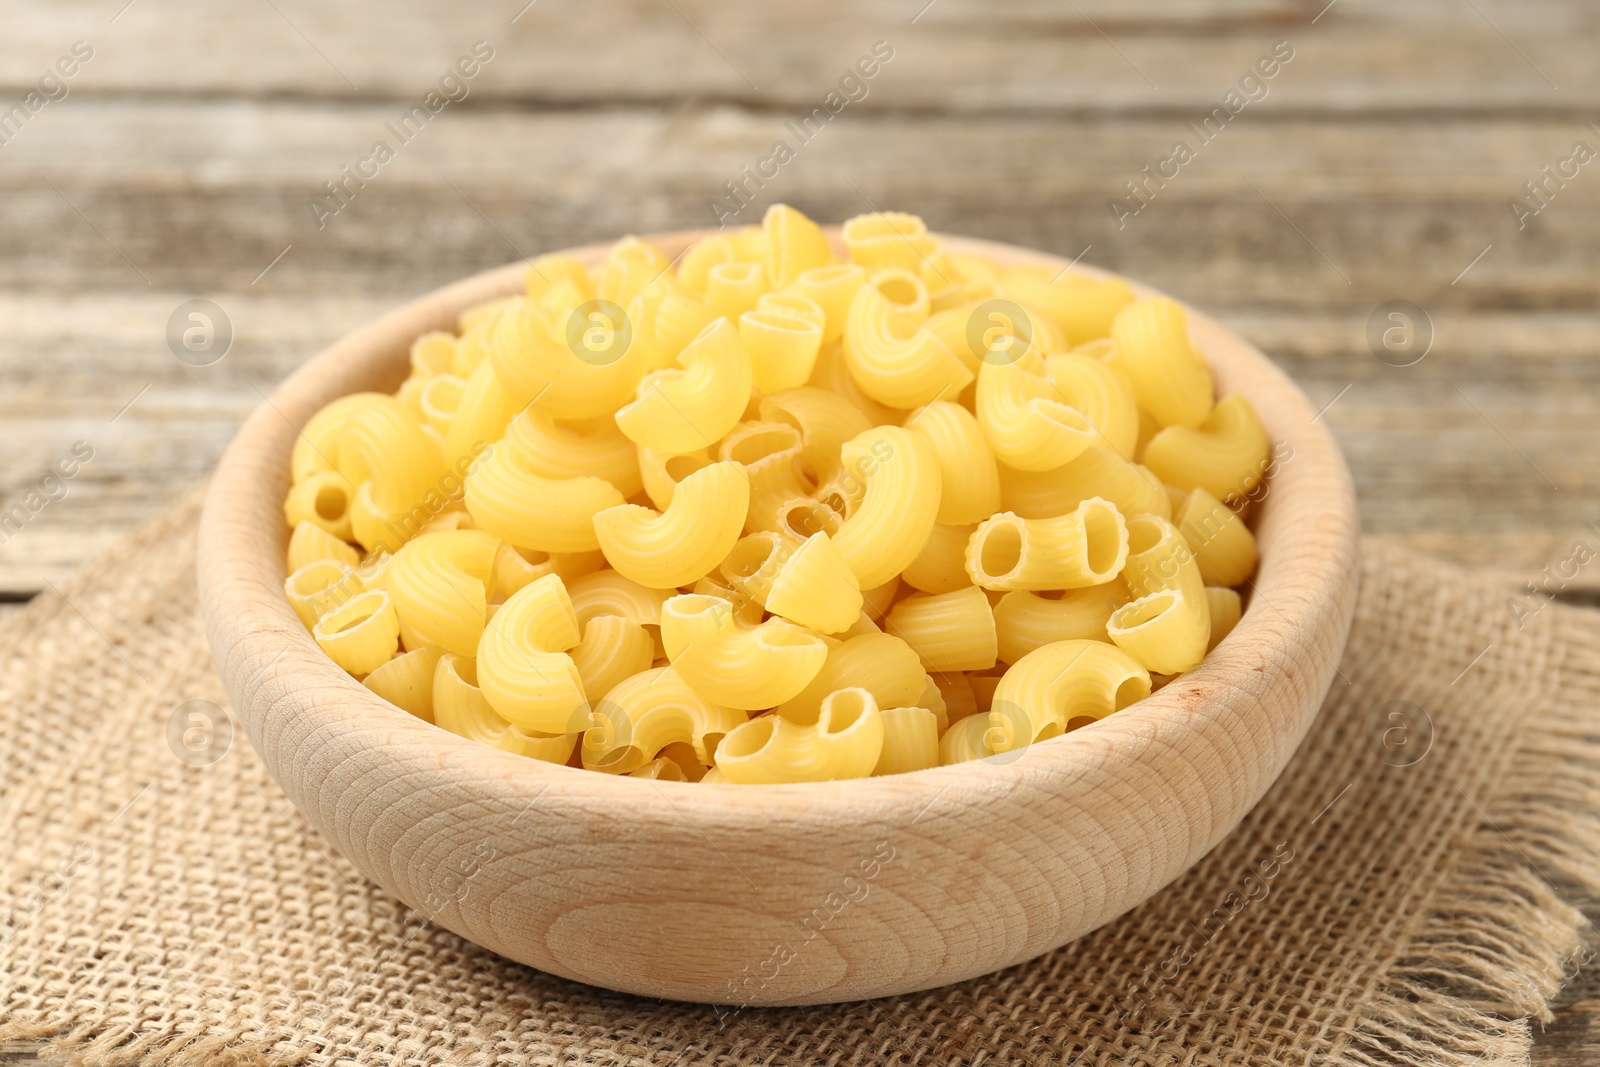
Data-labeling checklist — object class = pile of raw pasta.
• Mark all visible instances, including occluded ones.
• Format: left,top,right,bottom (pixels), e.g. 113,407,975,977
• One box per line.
282,205,1271,784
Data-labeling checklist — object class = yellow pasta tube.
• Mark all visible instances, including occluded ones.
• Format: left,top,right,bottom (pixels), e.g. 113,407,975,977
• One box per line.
1206,586,1243,651
1142,393,1271,503
637,445,714,510
997,447,1172,522
975,350,1100,472
765,532,864,634
497,726,579,765
503,409,644,500
593,461,750,587
718,421,809,533
284,469,356,542
758,387,873,485
885,585,998,672
842,272,973,409
571,614,656,703
1107,515,1211,674
808,340,901,427
992,638,1151,740
464,437,626,554
775,631,925,724
475,574,588,734
363,644,443,723
410,331,457,378
993,584,1129,664
629,758,687,781
774,497,842,544
566,569,673,628
718,532,792,608
418,374,465,436
762,203,833,289
616,319,753,455
705,260,768,320
661,594,829,710
678,234,736,295
285,559,355,628
1109,296,1215,429
487,542,557,605
786,264,866,344
757,291,826,333
286,519,359,573
631,288,717,371
492,300,647,418
1175,487,1259,587
582,665,746,774
387,530,499,657
842,211,937,273
597,235,671,307
313,589,401,676
872,706,940,776
433,653,512,745
906,400,1001,524
740,309,824,394
999,267,1135,344
831,426,942,590
525,252,595,303
1044,352,1140,459
900,522,977,594
291,392,387,484
717,688,885,783
338,399,448,554
966,498,1129,591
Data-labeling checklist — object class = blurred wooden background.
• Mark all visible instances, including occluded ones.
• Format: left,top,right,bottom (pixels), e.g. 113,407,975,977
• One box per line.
1,0,1597,1061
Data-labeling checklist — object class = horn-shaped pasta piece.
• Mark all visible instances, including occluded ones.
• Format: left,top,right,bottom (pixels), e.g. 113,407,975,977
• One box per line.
1044,352,1140,460
335,397,448,554
841,212,937,273
900,521,978,594
566,569,673,627
616,318,753,455
285,559,356,628
433,653,512,744
998,266,1135,345
830,426,942,590
993,639,1151,740
464,436,626,553
387,530,499,656
843,270,973,409
758,386,873,486
571,615,656,703
291,392,388,483
593,461,750,588
786,263,865,344
740,309,824,394
966,498,1129,591
993,584,1130,665
1174,487,1260,587
905,400,1001,525
717,688,885,783
718,421,809,534
284,469,357,542
581,665,747,776
363,644,444,722
441,358,522,471
660,594,828,710
763,203,833,289
503,408,645,499
764,533,864,635
313,589,401,676
287,519,360,573
975,350,1099,472
1142,393,1271,503
525,252,595,303
1107,514,1212,674
776,631,926,724
704,260,768,320
1206,587,1243,651
997,446,1171,522
885,585,998,672
873,706,940,776
1109,296,1216,429
489,299,649,418
475,574,588,733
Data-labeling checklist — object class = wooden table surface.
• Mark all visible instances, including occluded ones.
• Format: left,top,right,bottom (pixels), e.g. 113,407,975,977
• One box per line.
1,0,1596,1061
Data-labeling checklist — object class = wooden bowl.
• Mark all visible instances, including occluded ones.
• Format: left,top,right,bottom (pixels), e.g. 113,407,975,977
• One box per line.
197,230,1359,1006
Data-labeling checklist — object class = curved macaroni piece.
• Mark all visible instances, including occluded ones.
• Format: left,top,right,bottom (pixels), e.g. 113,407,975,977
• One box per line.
773,497,842,546
717,688,885,783
705,260,769,321
637,445,714,510
775,631,925,724
717,421,809,533
842,211,937,273
885,585,998,672
475,574,588,734
285,559,355,628
872,706,940,776
1142,393,1271,503
1044,352,1140,459
582,665,746,774
906,400,1001,524
410,331,457,378
313,588,401,676
1175,487,1259,587
992,638,1151,740
287,519,359,573
387,530,499,656
464,436,626,553
757,291,826,333
929,298,1064,374
999,266,1135,344
678,234,736,296
993,584,1129,664
900,522,977,594
363,644,443,723
915,673,950,734
504,409,644,500
1109,296,1216,429
497,725,580,765
719,531,791,608
997,447,1172,522
525,252,596,303
337,398,447,554
616,319,753,455
831,426,942,590
451,316,497,377
418,374,465,436
571,614,656,703
740,309,824,394
975,351,1098,471
566,569,672,628
1107,515,1211,674
489,300,649,419
291,392,388,484
1206,587,1243,651
284,469,356,542
597,235,671,307
487,542,556,605
808,340,902,427
842,272,973,409
433,653,512,745
966,498,1129,591
786,263,866,344
765,532,864,634
758,387,873,485
763,203,833,289
660,594,828,710
593,461,750,587
631,288,717,371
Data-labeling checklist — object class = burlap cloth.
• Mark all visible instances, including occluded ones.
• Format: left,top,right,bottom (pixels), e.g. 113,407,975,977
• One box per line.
3,483,1598,1066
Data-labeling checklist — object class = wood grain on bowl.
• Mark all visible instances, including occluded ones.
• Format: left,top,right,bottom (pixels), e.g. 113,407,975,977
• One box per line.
195,231,1359,1006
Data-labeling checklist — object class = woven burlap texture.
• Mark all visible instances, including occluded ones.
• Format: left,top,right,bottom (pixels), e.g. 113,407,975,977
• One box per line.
2,484,1598,1067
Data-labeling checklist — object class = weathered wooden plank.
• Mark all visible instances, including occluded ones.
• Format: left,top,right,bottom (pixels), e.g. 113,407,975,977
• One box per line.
0,0,1593,114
